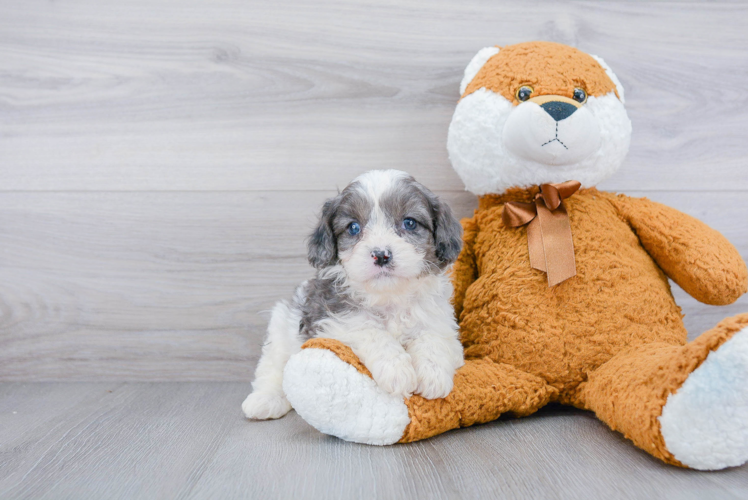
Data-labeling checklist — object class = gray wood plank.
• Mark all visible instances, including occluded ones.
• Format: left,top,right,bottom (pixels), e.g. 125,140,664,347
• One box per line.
0,190,476,381
0,382,746,500
0,0,747,192
0,383,241,499
0,190,744,381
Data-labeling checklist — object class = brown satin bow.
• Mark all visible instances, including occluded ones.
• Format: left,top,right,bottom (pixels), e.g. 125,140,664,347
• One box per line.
502,180,581,287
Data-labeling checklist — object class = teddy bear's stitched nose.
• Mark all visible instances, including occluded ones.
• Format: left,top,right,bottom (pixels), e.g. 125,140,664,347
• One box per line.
541,101,578,122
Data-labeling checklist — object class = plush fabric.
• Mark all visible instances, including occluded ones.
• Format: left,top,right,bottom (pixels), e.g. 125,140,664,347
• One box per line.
297,188,747,466
284,344,411,445
463,42,619,103
658,324,748,470
447,43,631,195
453,188,746,394
282,41,748,469
302,337,373,377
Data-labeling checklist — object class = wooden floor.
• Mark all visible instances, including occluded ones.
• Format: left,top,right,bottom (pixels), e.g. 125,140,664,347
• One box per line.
2,0,748,498
0,382,746,500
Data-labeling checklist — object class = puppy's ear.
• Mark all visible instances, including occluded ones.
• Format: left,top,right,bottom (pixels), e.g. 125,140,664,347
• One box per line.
413,182,464,268
307,194,342,269
431,195,463,268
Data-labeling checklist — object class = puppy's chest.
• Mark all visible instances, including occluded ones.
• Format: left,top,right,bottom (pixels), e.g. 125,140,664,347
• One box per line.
367,304,423,342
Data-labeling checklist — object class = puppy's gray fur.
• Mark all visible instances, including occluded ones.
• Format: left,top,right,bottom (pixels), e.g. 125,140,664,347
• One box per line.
243,170,465,420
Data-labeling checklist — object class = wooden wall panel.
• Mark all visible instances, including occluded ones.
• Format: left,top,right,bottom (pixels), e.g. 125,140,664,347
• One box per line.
0,1,747,192
0,190,744,381
0,0,746,380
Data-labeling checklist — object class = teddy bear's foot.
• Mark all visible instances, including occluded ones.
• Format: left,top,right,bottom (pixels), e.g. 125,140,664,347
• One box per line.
579,313,748,469
283,341,411,445
659,326,748,470
284,338,558,444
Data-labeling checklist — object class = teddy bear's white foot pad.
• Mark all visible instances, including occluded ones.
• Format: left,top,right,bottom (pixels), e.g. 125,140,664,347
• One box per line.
283,348,410,445
659,327,748,470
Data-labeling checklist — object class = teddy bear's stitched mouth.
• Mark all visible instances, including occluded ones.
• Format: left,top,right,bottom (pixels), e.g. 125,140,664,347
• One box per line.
540,122,568,150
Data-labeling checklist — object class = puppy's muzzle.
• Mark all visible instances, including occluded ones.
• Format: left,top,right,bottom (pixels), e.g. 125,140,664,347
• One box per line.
371,249,392,267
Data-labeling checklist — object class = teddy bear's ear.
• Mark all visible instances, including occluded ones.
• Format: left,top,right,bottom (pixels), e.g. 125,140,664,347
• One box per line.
459,46,500,95
590,55,625,104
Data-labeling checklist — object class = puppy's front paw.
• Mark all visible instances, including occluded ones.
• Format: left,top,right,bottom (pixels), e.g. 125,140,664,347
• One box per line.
368,354,418,398
412,358,455,400
242,391,292,420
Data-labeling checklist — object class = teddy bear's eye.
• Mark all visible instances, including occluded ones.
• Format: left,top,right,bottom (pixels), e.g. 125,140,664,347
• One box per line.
516,86,533,102
573,88,587,104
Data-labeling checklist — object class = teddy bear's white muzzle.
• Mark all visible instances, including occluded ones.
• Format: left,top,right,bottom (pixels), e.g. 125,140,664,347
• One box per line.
503,102,602,166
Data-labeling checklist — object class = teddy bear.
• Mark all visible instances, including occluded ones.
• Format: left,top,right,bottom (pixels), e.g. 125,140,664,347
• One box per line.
280,41,748,470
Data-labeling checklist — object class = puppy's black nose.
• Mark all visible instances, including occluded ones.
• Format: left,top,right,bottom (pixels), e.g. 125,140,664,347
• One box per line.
541,101,577,122
371,249,392,267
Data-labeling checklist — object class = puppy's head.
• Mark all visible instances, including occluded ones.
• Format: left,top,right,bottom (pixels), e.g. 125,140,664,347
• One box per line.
448,41,632,195
308,170,462,291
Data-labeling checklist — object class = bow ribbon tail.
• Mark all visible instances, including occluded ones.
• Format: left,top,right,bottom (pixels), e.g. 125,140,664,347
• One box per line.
534,198,577,286
525,215,546,273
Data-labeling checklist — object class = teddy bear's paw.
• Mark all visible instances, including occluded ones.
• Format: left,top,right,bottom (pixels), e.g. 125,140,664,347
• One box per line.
282,347,410,445
368,353,418,398
242,391,292,420
412,358,455,400
659,326,748,470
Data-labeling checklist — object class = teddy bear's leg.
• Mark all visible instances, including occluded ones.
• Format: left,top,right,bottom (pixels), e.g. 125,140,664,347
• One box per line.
576,313,748,470
283,338,557,445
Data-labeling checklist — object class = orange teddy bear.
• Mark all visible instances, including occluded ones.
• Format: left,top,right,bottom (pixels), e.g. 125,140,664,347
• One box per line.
282,42,748,470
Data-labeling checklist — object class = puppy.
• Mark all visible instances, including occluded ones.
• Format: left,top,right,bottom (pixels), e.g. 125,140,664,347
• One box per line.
242,169,465,420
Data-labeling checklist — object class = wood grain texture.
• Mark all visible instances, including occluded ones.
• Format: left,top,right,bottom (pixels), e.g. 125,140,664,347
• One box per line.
0,382,746,500
0,0,747,192
0,0,746,383
0,190,744,381
0,190,476,380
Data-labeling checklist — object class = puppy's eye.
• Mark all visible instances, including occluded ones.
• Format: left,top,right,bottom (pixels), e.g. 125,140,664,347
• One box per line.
402,218,417,231
347,222,361,236
516,86,533,102
573,88,587,104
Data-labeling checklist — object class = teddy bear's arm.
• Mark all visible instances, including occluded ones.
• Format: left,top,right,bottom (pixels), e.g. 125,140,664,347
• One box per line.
611,194,748,305
451,216,479,319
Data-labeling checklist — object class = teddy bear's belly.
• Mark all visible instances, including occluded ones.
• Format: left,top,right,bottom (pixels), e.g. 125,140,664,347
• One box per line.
460,210,687,392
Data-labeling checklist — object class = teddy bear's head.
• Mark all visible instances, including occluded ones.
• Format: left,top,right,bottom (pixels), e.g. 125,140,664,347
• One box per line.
447,41,632,195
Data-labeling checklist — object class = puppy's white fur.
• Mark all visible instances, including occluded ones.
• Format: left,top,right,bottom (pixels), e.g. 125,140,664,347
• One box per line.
243,170,464,420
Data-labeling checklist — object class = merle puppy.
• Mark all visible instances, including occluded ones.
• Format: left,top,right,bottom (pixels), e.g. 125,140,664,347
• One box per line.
243,170,464,420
